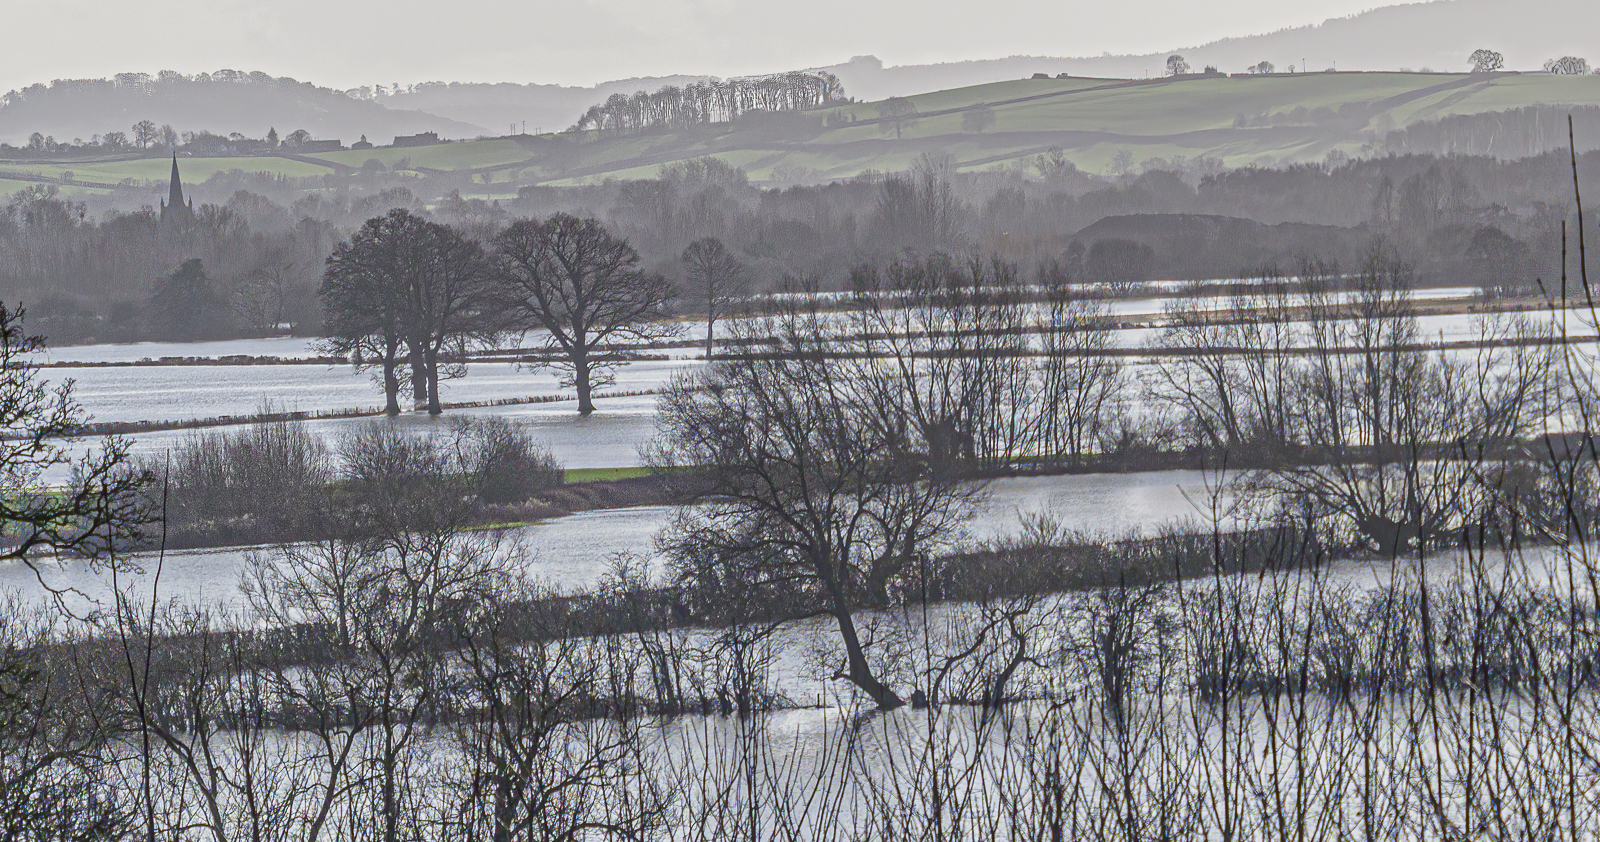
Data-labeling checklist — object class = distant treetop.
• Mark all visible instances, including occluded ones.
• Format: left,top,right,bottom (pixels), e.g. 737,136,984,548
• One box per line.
572,70,846,137
1545,56,1591,75
1469,49,1505,73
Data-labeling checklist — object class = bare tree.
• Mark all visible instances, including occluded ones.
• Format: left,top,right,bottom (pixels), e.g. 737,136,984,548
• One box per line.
962,103,996,133
1166,55,1191,76
873,154,965,253
877,96,919,140
652,310,983,709
320,223,410,416
492,213,675,415
131,120,157,150
1267,246,1555,552
1469,49,1505,73
320,210,494,416
1037,261,1123,461
851,252,1035,469
680,236,747,359
0,598,129,840
449,580,670,841
233,258,306,335
0,304,151,596
1545,56,1590,75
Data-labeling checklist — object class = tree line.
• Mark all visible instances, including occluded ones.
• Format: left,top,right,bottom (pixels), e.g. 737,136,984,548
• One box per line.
5,141,1597,349
572,71,846,136
6,124,316,158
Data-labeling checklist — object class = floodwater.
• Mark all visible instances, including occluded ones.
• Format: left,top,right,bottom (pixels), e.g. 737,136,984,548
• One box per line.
0,503,681,615
0,471,1221,614
51,358,701,424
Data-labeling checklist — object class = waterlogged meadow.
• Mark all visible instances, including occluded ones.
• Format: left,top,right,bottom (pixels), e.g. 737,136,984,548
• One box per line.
17,537,1600,841
8,256,1600,840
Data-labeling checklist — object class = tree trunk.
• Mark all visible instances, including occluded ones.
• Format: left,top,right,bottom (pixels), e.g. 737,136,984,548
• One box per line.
382,355,401,417
831,593,903,709
575,358,595,416
424,345,442,416
408,343,426,412
706,312,716,360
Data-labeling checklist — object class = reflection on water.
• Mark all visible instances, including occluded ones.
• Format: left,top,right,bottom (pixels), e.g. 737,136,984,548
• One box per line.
972,470,1230,539
0,504,681,616
0,471,1230,614
53,358,700,425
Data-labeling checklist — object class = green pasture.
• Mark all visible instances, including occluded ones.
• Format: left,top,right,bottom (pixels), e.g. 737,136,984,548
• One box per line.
563,467,655,483
549,72,1600,181
6,156,337,187
310,137,533,172
0,171,117,198
14,71,1600,201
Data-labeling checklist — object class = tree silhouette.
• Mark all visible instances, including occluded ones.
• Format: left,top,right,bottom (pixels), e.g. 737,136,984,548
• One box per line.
877,97,919,140
1469,49,1505,73
1545,56,1590,75
962,103,996,133
320,210,494,415
148,258,230,340
492,214,675,415
680,236,747,359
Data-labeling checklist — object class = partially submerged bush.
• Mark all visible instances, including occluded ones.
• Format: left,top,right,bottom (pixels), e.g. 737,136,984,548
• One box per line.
446,416,564,504
153,415,563,546
160,417,333,533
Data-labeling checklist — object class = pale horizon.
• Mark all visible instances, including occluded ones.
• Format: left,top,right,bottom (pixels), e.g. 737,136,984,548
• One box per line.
4,0,1414,92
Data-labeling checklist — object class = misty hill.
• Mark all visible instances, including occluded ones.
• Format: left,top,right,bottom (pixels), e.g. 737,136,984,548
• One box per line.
272,0,1600,142
818,0,1595,99
11,70,1600,204
431,71,1600,185
0,71,488,148
378,76,712,138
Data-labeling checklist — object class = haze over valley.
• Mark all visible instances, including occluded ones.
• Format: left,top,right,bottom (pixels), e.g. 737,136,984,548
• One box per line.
7,2,1600,839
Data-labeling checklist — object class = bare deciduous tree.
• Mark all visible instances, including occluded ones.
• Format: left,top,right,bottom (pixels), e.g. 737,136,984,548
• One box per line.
492,213,675,415
319,210,494,416
652,310,983,709
877,96,919,140
0,304,151,595
680,236,747,359
1469,49,1505,73
1545,56,1590,75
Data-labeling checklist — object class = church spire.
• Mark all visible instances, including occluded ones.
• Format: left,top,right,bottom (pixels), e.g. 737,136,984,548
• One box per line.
161,153,193,226
168,153,185,209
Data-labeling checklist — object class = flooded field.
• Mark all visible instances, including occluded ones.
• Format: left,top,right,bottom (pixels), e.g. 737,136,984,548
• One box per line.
0,470,1228,613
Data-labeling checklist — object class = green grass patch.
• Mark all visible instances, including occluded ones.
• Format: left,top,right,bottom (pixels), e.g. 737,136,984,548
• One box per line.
564,466,655,483
529,71,1600,182
311,138,532,171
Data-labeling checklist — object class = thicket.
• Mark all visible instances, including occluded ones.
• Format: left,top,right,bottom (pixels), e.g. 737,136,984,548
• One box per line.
149,414,562,547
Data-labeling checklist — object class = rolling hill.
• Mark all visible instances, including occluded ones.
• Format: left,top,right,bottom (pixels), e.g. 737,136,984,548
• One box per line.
818,0,1598,101
10,70,1600,204
441,71,1600,185
0,72,487,148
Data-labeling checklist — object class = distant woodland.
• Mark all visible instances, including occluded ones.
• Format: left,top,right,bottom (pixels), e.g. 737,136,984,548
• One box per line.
0,139,1591,344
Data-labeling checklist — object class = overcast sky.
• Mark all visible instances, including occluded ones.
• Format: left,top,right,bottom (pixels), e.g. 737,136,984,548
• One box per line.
2,0,1406,91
